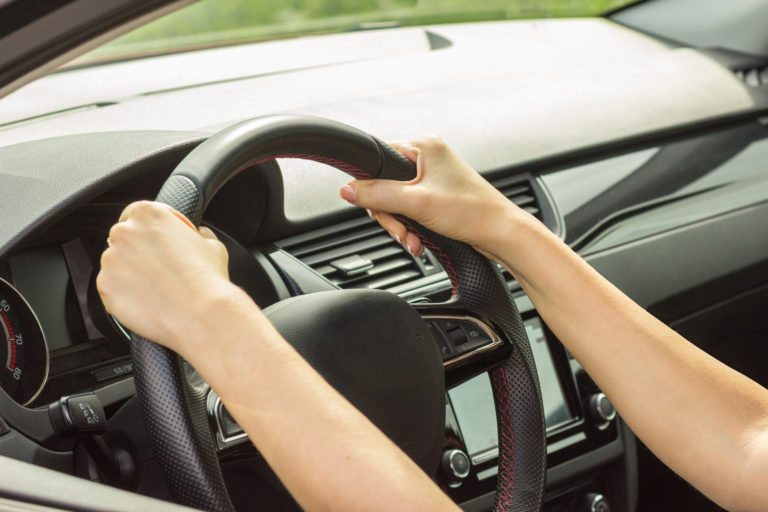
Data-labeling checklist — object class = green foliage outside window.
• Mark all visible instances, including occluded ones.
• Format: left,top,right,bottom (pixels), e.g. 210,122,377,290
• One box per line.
78,0,637,64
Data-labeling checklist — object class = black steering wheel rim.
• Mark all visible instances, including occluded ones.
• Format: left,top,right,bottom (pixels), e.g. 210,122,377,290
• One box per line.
130,115,546,512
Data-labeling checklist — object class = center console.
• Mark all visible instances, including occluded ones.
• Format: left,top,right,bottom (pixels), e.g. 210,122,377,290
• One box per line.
439,299,637,512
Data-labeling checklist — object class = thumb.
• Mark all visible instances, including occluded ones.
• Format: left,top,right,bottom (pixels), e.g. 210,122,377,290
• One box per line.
340,179,416,215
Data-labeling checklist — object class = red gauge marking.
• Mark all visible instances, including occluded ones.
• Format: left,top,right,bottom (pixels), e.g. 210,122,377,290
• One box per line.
1,311,16,370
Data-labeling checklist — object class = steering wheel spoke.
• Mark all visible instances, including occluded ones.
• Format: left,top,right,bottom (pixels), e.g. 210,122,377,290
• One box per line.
206,391,251,453
414,305,513,388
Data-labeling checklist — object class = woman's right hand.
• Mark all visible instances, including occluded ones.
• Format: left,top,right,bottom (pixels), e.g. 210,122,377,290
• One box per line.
340,136,538,263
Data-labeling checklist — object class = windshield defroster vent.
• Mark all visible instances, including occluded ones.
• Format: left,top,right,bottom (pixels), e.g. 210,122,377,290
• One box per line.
274,217,442,292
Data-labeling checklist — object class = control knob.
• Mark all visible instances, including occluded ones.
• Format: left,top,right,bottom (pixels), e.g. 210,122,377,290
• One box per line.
588,392,616,425
440,448,471,487
579,493,609,512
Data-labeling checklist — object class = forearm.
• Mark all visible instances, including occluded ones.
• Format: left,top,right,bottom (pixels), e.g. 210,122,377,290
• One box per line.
179,287,459,512
494,209,768,510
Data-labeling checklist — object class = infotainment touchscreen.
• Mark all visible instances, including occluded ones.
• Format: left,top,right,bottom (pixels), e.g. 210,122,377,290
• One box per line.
448,317,573,457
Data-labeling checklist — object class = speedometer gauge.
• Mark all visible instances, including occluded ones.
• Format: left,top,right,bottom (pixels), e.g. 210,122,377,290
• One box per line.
0,278,49,405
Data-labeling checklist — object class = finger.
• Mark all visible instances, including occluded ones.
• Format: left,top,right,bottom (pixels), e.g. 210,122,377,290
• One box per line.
117,200,148,223
407,135,449,157
169,208,197,231
107,220,132,248
376,213,423,257
403,231,424,258
373,212,408,246
342,179,417,214
394,142,420,164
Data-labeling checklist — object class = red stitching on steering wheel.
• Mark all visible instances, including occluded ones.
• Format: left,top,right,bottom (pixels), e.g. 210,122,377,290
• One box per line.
491,365,516,509
397,217,460,297
253,153,372,179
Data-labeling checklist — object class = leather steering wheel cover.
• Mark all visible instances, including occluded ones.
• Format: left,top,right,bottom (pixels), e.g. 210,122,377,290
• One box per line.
131,115,546,512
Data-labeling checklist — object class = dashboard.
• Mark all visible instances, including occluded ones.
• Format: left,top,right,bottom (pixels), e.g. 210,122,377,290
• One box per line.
1,13,768,512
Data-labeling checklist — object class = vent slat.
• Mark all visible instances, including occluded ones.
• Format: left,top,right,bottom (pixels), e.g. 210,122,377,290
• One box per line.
492,177,542,221
289,226,384,257
523,206,540,215
497,185,530,197
301,234,393,267
333,257,416,287
735,66,768,88
364,270,423,290
507,194,535,207
278,216,425,292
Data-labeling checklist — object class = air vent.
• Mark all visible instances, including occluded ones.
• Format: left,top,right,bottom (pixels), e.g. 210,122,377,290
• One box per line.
736,67,768,87
276,177,543,297
489,176,543,289
275,217,441,291
491,176,542,221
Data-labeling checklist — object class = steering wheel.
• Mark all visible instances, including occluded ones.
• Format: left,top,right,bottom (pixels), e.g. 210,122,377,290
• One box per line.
129,115,546,512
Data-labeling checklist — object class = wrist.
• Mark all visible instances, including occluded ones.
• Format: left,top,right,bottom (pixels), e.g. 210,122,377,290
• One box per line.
482,203,560,280
169,279,250,357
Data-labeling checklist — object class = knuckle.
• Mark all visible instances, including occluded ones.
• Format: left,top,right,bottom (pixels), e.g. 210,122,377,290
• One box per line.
134,200,164,220
369,185,384,209
95,271,109,299
213,240,228,256
109,222,131,243
357,182,379,209
414,135,447,154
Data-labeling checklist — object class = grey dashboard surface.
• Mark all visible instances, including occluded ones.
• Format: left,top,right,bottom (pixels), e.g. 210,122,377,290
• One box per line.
0,18,755,164
0,130,205,255
540,120,768,250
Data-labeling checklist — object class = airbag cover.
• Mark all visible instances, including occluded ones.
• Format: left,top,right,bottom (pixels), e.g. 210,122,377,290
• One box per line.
263,289,444,475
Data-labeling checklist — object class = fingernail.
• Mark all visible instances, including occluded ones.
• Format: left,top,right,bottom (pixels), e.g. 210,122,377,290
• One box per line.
405,242,413,255
391,232,402,244
366,209,374,218
340,184,356,203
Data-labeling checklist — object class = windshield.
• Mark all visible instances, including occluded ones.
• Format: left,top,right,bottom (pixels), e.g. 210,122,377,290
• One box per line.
73,0,638,67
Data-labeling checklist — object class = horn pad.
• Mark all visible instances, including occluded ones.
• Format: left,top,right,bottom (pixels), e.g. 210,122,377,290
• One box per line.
264,289,445,474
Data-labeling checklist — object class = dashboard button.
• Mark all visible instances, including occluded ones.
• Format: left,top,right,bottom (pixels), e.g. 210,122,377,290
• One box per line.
426,321,454,360
580,493,610,512
446,327,466,346
426,317,496,359
464,324,491,343
440,448,471,487
588,393,616,424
